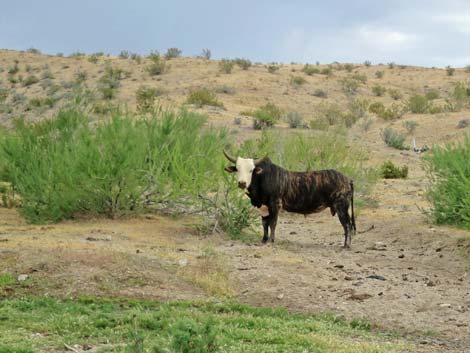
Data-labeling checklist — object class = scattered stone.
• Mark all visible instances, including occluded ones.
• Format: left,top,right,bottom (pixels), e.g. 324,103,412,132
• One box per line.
367,274,386,281
277,293,284,300
86,235,112,242
348,292,372,301
253,253,262,258
439,303,451,308
367,242,387,251
17,274,28,282
178,258,188,267
136,249,141,254
457,119,470,129
344,275,353,281
289,231,297,235
334,264,344,269
398,254,405,259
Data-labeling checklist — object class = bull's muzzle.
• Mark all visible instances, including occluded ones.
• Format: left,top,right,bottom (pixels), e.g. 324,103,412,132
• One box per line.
238,181,247,189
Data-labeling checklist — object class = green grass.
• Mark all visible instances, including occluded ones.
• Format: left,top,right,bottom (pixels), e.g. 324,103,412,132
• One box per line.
0,297,411,353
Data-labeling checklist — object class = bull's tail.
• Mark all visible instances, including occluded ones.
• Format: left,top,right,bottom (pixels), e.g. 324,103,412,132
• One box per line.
350,180,356,234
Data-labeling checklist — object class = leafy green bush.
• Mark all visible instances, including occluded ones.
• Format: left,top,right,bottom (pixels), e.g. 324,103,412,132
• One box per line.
165,47,182,59
201,48,211,60
368,102,385,115
0,88,8,103
119,50,130,59
284,112,307,128
377,103,407,120
424,135,470,229
315,102,343,125
26,47,41,54
351,73,367,84
302,64,320,75
136,86,158,113
98,66,123,100
22,75,39,87
320,67,333,76
219,59,234,74
234,58,251,70
380,160,408,179
267,64,280,73
291,76,307,86
88,54,99,64
249,103,282,129
146,52,167,76
408,95,428,113
341,78,360,95
372,85,386,96
343,63,354,72
375,71,384,79
186,88,223,108
0,107,232,223
388,89,403,100
170,319,218,353
380,127,409,150
425,90,440,100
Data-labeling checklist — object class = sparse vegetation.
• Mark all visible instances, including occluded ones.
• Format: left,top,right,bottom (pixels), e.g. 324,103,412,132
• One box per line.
341,77,360,96
372,84,386,96
136,86,158,113
380,160,408,179
425,89,440,100
267,64,280,73
284,111,307,128
312,88,328,98
234,58,252,70
302,64,320,75
201,48,211,60
119,50,130,59
165,47,182,59
424,135,470,229
408,94,429,113
219,59,234,74
446,66,455,76
247,103,282,129
381,127,409,150
186,88,223,108
375,70,384,79
364,60,372,67
146,52,167,76
403,120,419,134
388,88,403,100
291,76,307,87
22,75,39,87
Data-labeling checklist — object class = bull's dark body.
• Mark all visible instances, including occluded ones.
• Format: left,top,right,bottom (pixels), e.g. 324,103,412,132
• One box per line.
246,158,356,247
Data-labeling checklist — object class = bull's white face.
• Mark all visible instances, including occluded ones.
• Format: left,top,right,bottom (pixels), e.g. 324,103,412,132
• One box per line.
235,157,255,189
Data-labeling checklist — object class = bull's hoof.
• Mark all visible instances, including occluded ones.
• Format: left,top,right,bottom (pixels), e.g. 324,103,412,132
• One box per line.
262,236,269,244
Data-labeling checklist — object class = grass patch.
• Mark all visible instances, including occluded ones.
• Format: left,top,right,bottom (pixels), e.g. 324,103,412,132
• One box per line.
0,296,411,353
424,135,470,229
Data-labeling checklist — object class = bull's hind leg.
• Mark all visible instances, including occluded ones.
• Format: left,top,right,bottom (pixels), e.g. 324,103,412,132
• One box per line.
334,199,353,248
262,217,269,243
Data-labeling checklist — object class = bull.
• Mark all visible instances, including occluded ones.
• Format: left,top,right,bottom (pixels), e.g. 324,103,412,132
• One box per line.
223,151,356,247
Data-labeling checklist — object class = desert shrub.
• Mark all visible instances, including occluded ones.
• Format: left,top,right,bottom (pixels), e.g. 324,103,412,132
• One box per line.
88,54,99,64
22,75,39,87
118,50,129,59
425,90,440,100
302,64,320,75
56,52,64,57
372,85,386,96
446,66,455,76
186,88,223,108
375,71,384,79
428,105,444,114
146,52,167,76
201,48,211,60
69,51,85,59
320,67,333,76
130,53,142,63
315,102,343,126
219,59,234,74
408,94,428,113
377,103,407,120
28,97,56,109
27,47,41,54
8,62,19,75
267,65,280,73
388,89,403,100
341,78,360,96
0,107,233,223
136,86,158,113
351,73,367,84
364,60,372,67
368,101,385,115
234,58,251,70
0,88,8,103
465,65,470,73
291,76,307,86
11,92,26,105
381,127,409,150
343,63,354,72
348,98,369,119
74,70,87,83
312,89,327,98
451,81,470,109
215,85,235,95
388,62,395,69
284,112,307,128
424,135,470,229
8,75,18,84
403,120,419,134
359,116,374,132
41,70,54,80
98,66,123,100
25,64,33,73
165,47,182,59
457,119,470,129
309,118,329,130
249,103,282,129
380,160,408,179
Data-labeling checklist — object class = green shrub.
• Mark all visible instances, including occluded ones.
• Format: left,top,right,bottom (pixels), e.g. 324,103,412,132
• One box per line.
186,88,223,108
28,97,56,109
320,67,333,76
446,66,455,76
380,160,408,179
41,70,54,80
284,112,307,128
69,51,85,59
364,60,372,67
425,90,440,100
146,52,167,76
388,62,395,69
351,73,367,84
234,58,251,70
201,49,211,60
291,76,307,86
130,53,142,64
74,70,87,83
136,86,158,113
368,102,385,115
302,64,320,75
98,66,123,100
424,135,470,229
267,64,280,73
170,319,218,353
8,62,19,75
343,63,354,72
341,78,360,95
22,75,39,87
452,81,470,109
388,89,403,100
0,88,8,103
403,120,418,134
348,98,369,118
312,88,327,98
27,47,41,54
165,47,182,59
119,50,130,59
250,103,282,129
88,54,99,64
408,95,428,113
309,118,329,130
377,103,407,120
219,59,234,74
380,127,409,150
215,85,235,95
375,71,384,79
372,85,386,96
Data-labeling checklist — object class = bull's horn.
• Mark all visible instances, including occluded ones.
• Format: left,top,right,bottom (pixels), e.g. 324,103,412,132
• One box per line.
254,155,269,165
223,150,237,163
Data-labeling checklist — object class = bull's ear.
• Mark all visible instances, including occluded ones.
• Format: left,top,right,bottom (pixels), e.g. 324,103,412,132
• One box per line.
224,166,237,173
254,167,263,175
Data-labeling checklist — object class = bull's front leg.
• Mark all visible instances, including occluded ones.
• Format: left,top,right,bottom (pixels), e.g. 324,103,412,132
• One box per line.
268,201,280,243
261,216,269,243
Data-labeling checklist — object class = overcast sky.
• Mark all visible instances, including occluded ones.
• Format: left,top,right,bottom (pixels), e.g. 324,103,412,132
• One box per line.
1,0,470,67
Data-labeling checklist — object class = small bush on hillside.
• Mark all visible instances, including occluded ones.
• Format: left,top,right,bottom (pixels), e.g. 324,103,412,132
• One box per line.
368,102,385,115
302,64,320,75
284,112,307,128
388,88,403,100
74,70,87,83
22,75,39,87
343,63,354,72
146,52,167,76
446,66,455,76
381,127,409,150
309,118,329,130
291,76,307,86
88,54,99,64
348,98,369,119
98,66,123,100
267,65,280,73
351,73,367,84
234,58,251,70
403,120,419,134
408,95,428,113
28,97,56,109
130,53,142,64
380,160,408,179
372,85,386,96
424,135,470,229
388,62,395,69
341,78,360,96
136,86,158,113
316,102,343,126
165,47,182,59
119,50,130,59
186,88,223,108
457,119,470,129
312,89,327,98
27,47,41,54
320,67,333,76
359,116,374,132
8,62,19,75
0,87,8,103
250,103,282,129
375,71,384,79
378,103,407,120
219,59,234,74
425,90,440,100
201,48,211,60
364,60,372,67
451,82,470,109
41,70,54,80
69,51,85,59
215,85,235,95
